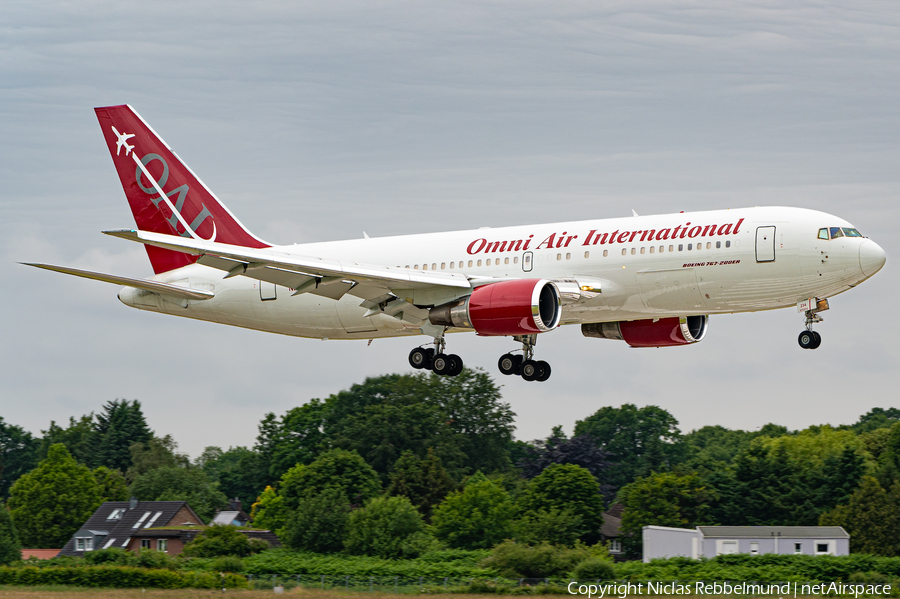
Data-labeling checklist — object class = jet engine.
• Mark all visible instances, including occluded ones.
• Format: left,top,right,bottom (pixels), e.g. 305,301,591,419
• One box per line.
429,279,561,336
582,315,708,347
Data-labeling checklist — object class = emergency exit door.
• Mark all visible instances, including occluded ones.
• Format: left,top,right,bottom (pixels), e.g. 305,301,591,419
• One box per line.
756,226,776,262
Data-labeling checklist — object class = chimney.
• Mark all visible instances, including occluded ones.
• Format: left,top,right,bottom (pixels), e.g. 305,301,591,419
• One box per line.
230,498,242,511
129,497,138,510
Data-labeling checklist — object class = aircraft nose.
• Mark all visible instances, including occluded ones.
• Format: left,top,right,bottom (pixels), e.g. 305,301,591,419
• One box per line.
859,240,886,278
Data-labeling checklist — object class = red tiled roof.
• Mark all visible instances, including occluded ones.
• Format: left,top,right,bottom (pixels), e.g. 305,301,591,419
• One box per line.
22,549,60,559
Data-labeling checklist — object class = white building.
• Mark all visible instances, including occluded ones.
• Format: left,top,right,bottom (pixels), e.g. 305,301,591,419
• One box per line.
642,525,850,562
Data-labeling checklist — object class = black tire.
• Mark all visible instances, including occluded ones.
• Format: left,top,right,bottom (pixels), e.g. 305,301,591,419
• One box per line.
448,354,464,376
536,361,551,382
512,354,524,375
521,359,539,381
810,331,822,349
798,331,815,349
498,353,518,375
432,353,453,375
409,347,430,369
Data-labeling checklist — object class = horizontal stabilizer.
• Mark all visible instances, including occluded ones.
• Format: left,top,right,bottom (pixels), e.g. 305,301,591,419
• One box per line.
20,263,214,301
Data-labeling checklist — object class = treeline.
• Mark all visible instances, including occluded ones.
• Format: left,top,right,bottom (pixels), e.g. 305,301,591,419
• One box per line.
2,368,900,564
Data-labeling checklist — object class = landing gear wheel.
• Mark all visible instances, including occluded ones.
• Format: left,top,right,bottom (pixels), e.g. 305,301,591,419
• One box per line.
448,354,464,376
810,331,822,349
521,359,540,382
798,331,816,349
536,360,551,382
498,353,518,376
409,347,431,369
432,353,454,376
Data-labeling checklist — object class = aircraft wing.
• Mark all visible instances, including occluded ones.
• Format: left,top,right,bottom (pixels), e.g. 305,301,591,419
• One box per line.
21,263,215,300
103,229,473,302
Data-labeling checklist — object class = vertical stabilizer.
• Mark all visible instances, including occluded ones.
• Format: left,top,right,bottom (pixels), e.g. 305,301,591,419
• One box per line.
95,105,269,274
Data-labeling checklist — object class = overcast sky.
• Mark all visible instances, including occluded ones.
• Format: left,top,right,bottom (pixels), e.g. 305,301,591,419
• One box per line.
2,0,898,458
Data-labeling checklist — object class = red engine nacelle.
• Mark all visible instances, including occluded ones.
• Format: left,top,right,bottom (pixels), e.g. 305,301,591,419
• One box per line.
429,279,562,336
582,316,708,347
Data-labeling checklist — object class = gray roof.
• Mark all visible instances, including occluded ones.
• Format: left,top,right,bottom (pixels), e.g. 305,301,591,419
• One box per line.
697,526,849,539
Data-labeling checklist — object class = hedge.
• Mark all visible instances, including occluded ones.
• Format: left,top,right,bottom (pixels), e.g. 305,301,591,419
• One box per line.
0,565,247,588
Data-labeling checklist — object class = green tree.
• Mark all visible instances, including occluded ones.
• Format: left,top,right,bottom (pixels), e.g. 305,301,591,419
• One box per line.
618,471,716,558
93,466,129,502
182,523,263,557
129,466,227,522
512,507,585,546
248,486,286,532
127,435,190,481
196,446,269,510
432,479,515,549
573,404,683,490
281,488,351,553
39,415,95,465
0,504,22,565
279,449,381,509
387,448,456,520
851,408,900,434
256,400,328,479
819,476,900,556
516,463,606,544
8,444,102,548
0,417,39,499
344,496,429,559
92,400,152,472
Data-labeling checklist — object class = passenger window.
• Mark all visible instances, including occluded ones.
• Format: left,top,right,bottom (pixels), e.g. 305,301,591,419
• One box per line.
584,251,590,259
830,227,844,239
678,244,683,251
640,247,645,254
566,253,571,260
659,246,664,253
668,245,674,252
603,250,608,257
476,260,482,266
468,260,473,267
423,264,428,270
621,249,626,256
725,241,731,248
818,228,829,240
405,265,409,268
649,246,655,254
557,253,562,261
706,242,711,249
504,257,509,264
716,241,721,249
414,264,419,269
843,228,863,237
513,257,518,264
631,248,636,255
687,243,693,250
432,263,437,270
440,262,445,269
449,262,454,269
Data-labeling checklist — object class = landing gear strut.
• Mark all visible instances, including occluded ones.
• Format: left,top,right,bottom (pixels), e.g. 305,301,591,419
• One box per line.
798,298,827,350
409,333,463,376
498,334,551,382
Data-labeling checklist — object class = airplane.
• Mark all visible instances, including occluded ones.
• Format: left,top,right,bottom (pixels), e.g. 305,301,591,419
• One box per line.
23,105,887,382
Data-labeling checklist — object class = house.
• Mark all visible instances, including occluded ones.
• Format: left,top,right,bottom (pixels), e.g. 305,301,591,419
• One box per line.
59,498,204,557
642,525,850,562
209,498,251,526
600,503,625,561
21,549,60,560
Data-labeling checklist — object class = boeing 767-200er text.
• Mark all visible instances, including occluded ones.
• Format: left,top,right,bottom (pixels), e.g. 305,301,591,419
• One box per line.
24,105,887,382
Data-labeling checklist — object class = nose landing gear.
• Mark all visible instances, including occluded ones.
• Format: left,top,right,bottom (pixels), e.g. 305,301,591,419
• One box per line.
409,333,463,376
498,334,551,382
798,298,828,350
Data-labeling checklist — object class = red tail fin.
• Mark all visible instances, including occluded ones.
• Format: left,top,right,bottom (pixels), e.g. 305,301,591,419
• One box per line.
95,105,268,274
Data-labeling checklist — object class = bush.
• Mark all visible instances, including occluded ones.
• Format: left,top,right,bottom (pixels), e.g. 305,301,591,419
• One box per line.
182,524,260,558
210,555,244,573
344,496,430,559
133,549,179,570
0,565,246,588
513,508,585,547
83,548,131,565
480,541,592,578
570,558,616,580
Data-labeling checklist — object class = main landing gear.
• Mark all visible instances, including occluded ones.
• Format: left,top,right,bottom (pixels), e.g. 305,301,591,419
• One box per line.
798,298,828,350
498,334,551,382
408,335,463,377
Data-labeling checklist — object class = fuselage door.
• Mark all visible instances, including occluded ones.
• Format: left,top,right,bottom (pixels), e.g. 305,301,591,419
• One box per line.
260,281,277,301
522,251,533,272
756,226,776,263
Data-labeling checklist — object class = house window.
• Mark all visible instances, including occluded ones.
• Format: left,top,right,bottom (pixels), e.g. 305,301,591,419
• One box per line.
107,508,125,520
609,539,622,553
157,539,168,553
75,538,85,551
85,537,93,551
720,540,738,555
794,543,803,554
140,539,151,550
816,542,832,555
750,542,759,555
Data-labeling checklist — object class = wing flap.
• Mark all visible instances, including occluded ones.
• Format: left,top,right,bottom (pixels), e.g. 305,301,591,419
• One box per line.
21,263,215,300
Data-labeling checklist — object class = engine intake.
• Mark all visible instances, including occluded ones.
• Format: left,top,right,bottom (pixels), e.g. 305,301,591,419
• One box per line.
429,279,561,336
582,315,708,347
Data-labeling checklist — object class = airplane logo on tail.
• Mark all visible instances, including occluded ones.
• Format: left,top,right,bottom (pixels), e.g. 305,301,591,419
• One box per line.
112,126,135,156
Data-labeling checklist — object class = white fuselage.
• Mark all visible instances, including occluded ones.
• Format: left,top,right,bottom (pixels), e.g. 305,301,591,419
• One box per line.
118,206,883,340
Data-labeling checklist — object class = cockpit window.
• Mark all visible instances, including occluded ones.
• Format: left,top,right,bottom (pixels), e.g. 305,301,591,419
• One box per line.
842,228,863,237
818,228,829,240
830,227,844,239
